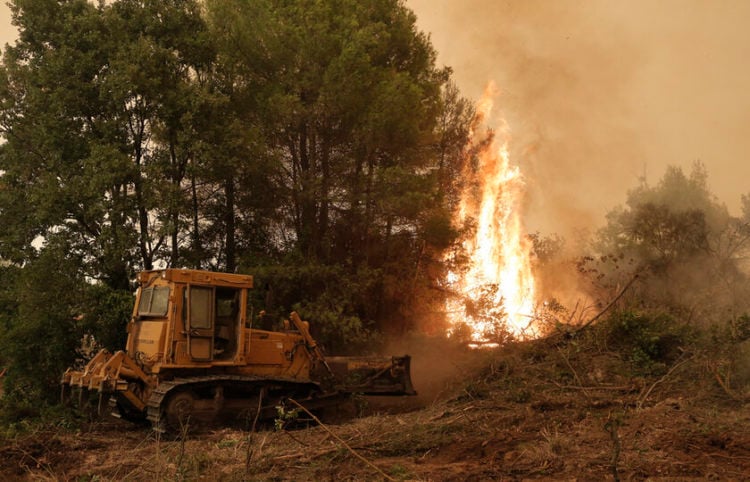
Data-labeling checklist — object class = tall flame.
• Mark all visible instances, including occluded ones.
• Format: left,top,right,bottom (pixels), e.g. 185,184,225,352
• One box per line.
447,83,537,342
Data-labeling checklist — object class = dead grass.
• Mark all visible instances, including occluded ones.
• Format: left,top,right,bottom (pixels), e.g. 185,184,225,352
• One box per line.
2,335,749,481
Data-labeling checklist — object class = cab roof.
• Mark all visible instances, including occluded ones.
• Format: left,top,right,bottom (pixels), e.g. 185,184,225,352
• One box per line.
138,269,254,289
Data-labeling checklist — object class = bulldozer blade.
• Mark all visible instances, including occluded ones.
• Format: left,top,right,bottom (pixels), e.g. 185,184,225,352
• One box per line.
327,355,416,396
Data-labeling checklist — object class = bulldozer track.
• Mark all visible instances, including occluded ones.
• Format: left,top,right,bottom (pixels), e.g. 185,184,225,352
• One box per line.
145,375,324,427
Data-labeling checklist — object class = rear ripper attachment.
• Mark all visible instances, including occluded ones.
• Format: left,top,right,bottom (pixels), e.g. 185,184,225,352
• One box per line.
61,268,415,430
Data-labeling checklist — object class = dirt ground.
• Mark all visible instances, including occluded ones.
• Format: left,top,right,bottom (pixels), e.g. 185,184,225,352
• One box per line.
2,338,749,481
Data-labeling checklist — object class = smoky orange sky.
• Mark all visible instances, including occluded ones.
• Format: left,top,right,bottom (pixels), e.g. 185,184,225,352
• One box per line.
1,2,749,237
407,0,750,237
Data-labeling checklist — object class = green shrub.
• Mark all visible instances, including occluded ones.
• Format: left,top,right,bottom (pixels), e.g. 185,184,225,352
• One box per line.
604,310,692,374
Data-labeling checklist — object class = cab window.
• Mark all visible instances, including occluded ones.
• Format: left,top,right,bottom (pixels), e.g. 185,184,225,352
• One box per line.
189,286,213,329
138,286,170,316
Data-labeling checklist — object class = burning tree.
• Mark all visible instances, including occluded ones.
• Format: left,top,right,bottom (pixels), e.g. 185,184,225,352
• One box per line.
446,83,539,344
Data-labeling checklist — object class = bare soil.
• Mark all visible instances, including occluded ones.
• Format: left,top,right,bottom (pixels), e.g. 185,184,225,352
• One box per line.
2,337,749,481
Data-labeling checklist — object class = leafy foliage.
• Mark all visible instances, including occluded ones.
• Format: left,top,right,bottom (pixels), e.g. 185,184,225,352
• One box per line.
603,311,691,374
0,242,85,418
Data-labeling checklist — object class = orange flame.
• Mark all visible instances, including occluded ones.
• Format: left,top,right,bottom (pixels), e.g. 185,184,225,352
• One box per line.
447,83,537,343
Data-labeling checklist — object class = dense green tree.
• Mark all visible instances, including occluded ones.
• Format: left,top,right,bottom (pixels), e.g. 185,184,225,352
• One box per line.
0,239,85,414
206,0,470,338
101,0,215,271
0,0,215,416
0,0,213,284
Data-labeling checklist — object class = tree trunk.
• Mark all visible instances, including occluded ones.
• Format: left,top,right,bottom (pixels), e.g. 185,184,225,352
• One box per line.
190,161,201,269
317,138,330,260
224,176,236,272
297,122,318,258
132,117,153,271
169,139,181,266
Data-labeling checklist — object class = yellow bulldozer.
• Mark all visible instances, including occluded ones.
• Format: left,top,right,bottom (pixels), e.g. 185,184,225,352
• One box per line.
61,269,414,428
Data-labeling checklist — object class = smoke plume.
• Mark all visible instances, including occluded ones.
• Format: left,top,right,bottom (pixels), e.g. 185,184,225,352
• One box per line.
407,0,750,238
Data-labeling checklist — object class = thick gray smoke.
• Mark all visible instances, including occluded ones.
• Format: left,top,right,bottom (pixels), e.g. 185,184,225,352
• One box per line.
407,0,750,238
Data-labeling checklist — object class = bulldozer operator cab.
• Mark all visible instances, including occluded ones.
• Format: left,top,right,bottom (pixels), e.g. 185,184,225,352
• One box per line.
129,270,253,368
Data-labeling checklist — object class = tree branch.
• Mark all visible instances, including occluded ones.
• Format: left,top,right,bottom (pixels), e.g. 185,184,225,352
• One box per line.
287,398,395,482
